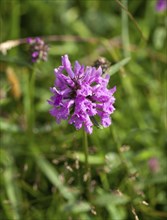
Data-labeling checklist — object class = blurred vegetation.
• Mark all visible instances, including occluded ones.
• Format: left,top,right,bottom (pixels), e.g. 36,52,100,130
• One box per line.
0,0,167,220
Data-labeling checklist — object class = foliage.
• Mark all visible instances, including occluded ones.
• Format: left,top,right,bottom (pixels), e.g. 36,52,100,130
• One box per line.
0,0,166,220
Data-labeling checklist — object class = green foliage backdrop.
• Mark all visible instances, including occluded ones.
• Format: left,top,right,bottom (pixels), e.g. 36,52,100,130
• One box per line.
0,0,166,220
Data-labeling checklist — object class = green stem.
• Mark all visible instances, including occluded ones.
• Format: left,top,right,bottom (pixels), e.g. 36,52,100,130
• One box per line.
25,65,36,143
115,0,146,41
29,67,36,131
121,0,130,57
82,129,90,198
83,130,88,171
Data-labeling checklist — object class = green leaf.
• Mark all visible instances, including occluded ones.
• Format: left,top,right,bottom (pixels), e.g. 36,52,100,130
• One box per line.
95,193,129,206
108,57,131,76
63,201,91,214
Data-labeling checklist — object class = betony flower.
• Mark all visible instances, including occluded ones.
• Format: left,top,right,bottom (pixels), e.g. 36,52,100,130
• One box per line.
156,0,167,12
27,37,49,63
48,55,116,134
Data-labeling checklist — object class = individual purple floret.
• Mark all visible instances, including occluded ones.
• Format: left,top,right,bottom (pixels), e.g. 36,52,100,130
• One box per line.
48,55,116,134
27,37,49,63
156,0,167,12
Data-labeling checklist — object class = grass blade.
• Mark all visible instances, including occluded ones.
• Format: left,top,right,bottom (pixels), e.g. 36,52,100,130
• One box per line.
32,149,75,201
1,149,22,220
108,57,131,76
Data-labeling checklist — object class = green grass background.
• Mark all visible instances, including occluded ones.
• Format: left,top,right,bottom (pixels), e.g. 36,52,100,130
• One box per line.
0,0,166,219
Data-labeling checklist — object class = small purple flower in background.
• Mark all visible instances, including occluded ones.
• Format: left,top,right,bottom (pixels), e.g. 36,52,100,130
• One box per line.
27,37,49,63
148,157,160,173
48,55,116,134
156,0,167,12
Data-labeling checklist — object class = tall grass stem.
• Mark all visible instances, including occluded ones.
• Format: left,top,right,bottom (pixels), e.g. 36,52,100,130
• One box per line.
121,0,130,57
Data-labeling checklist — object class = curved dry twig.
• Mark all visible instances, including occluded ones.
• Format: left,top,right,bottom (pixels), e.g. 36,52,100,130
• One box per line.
0,35,99,55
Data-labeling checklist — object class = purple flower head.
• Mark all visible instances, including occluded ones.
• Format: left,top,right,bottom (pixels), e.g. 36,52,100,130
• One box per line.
156,0,167,12
148,157,160,173
48,55,116,134
27,37,49,63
